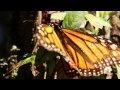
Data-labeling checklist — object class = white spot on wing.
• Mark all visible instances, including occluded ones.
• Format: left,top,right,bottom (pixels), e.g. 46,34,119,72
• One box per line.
88,72,92,75
93,72,96,76
106,63,110,66
100,39,105,42
105,59,108,63
84,73,87,76
40,40,44,44
110,44,118,50
112,57,116,61
110,61,113,64
51,44,55,48
107,40,112,43
43,43,47,47
84,70,87,72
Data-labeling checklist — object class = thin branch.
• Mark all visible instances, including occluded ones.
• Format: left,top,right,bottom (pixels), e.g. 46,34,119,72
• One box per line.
37,11,42,25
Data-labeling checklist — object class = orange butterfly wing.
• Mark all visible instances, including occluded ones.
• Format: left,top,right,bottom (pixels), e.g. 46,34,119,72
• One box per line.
36,24,120,76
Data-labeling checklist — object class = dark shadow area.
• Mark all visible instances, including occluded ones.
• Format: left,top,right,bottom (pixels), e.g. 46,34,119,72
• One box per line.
0,11,37,79
0,11,13,58
10,11,37,60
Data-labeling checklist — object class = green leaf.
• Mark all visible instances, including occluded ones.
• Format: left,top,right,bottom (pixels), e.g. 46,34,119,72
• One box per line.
62,11,86,29
47,60,56,77
35,46,58,66
35,47,48,65
98,17,112,27
43,52,58,77
85,14,112,29
8,54,36,74
104,11,114,17
51,12,67,20
116,64,120,79
23,53,33,58
39,51,58,78
97,75,106,79
17,55,36,68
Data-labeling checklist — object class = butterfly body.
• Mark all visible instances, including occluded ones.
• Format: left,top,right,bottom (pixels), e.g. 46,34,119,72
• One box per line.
35,24,120,77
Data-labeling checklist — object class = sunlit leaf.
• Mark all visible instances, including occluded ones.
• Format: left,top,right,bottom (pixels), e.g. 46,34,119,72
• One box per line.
104,11,114,16
23,53,33,58
116,64,120,79
51,12,67,20
85,14,112,29
16,55,36,68
62,11,85,29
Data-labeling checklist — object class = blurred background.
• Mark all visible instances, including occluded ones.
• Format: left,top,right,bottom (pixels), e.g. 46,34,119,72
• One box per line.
0,11,37,79
0,11,13,58
0,11,37,59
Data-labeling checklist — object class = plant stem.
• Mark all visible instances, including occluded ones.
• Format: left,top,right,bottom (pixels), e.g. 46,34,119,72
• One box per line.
43,62,47,79
37,11,42,25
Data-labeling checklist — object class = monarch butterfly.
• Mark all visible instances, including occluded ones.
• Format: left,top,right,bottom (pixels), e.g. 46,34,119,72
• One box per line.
35,23,120,77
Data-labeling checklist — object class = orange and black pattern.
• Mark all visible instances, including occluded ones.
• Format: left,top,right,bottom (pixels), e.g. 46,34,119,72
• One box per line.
35,24,120,77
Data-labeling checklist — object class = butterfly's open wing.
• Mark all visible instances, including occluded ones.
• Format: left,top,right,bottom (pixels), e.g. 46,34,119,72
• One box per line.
36,24,120,77
62,29,120,76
